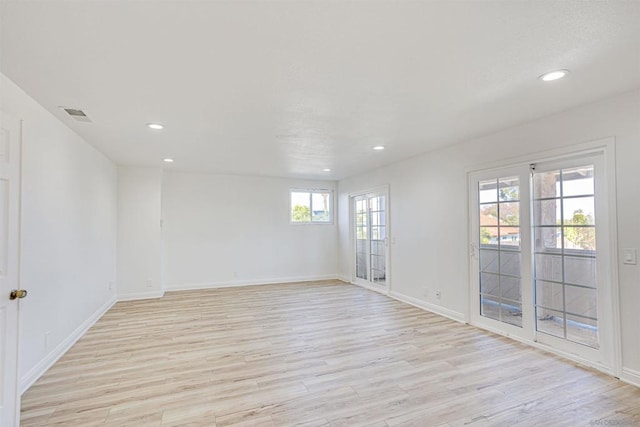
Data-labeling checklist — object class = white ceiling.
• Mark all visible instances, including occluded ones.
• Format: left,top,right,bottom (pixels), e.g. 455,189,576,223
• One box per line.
2,1,639,180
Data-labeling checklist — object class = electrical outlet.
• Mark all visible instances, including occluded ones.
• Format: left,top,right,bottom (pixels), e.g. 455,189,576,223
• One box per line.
146,279,153,288
435,290,442,300
109,281,114,291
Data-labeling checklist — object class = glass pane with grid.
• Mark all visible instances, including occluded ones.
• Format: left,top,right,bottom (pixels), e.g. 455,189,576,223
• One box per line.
369,195,386,285
478,177,522,327
355,198,368,280
532,165,598,348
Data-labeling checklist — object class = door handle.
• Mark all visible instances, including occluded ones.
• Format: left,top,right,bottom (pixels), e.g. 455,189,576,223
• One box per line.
9,289,27,300
470,242,478,259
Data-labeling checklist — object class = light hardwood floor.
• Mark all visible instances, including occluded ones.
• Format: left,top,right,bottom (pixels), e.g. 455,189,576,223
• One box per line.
21,280,640,426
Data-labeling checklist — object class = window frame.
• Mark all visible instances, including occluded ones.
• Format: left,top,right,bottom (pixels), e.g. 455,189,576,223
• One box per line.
289,188,334,225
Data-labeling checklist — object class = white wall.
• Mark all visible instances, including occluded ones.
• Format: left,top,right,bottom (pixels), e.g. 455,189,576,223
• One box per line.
0,74,117,392
163,172,338,289
337,89,640,382
4,63,638,395
116,167,163,300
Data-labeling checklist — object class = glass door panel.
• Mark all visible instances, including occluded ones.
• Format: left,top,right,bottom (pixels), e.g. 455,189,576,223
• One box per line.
478,176,523,327
532,164,599,349
352,190,389,290
369,195,386,286
355,196,368,281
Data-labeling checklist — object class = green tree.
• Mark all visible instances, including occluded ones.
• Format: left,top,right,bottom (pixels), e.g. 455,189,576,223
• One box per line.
501,210,519,226
481,204,497,218
499,186,519,201
564,209,595,250
292,205,310,222
480,202,519,225
480,227,493,244
498,187,519,225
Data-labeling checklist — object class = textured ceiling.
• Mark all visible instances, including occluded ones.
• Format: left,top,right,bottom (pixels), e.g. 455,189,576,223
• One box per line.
2,1,639,180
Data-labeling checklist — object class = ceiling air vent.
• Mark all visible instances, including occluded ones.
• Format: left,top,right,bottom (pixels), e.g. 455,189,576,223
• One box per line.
60,107,92,123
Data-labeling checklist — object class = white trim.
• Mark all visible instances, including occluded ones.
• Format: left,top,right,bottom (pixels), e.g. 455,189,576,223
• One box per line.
347,184,391,198
469,320,613,377
465,137,614,174
15,117,24,426
337,275,351,283
386,186,392,293
389,290,466,323
350,279,388,296
166,274,341,292
620,368,640,388
117,290,165,301
350,281,620,378
603,141,622,378
19,296,116,395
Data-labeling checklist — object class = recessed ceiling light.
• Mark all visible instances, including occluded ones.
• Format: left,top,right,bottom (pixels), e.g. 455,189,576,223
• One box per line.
147,123,164,130
323,168,332,172
373,145,385,151
539,70,569,82
163,158,174,163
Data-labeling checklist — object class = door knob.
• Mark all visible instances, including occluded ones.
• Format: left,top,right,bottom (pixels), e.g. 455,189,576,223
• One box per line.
9,289,27,300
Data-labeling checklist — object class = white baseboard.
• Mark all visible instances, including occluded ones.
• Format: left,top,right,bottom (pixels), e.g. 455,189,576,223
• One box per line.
117,290,165,301
469,320,614,377
389,290,467,323
348,279,388,295
166,274,341,292
351,283,622,380
621,367,640,388
345,280,466,323
19,295,116,395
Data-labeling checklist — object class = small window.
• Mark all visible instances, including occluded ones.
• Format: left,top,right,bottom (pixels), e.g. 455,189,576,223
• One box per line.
290,190,332,223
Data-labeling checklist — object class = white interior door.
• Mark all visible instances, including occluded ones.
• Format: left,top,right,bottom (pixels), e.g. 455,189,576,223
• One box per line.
352,189,389,292
0,113,22,427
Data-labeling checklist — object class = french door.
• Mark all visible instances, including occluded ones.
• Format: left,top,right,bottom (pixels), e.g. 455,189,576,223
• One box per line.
470,166,533,340
352,189,389,291
470,152,614,370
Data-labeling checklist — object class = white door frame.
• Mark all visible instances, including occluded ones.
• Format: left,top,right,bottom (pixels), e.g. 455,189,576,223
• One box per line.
466,138,621,377
0,112,23,427
349,185,391,295
468,165,533,342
